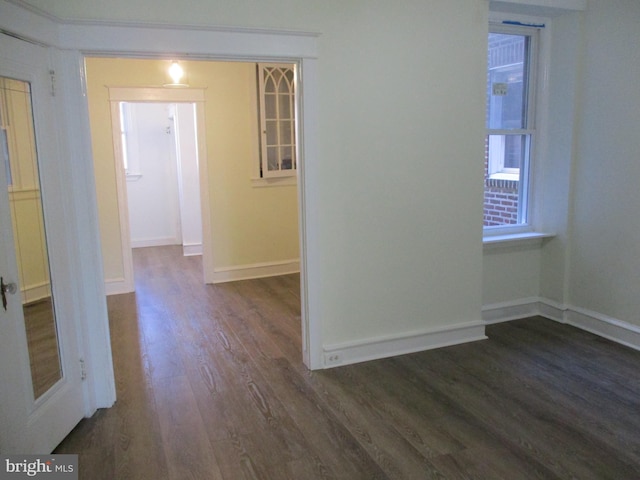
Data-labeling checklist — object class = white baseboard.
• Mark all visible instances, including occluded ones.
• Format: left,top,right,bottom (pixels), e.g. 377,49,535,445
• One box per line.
183,243,202,256
322,321,487,368
131,237,180,248
481,297,541,324
211,259,300,284
537,298,565,323
565,307,640,352
482,297,640,352
105,277,134,296
21,282,51,304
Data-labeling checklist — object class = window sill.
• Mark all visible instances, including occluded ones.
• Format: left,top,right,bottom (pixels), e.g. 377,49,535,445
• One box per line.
483,231,555,250
488,172,519,181
251,176,297,188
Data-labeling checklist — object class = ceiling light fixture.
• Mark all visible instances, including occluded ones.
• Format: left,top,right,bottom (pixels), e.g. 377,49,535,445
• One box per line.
164,61,189,87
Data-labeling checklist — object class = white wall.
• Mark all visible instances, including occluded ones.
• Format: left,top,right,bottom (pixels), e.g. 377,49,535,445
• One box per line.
567,0,640,327
537,10,583,304
312,1,487,352
126,103,182,248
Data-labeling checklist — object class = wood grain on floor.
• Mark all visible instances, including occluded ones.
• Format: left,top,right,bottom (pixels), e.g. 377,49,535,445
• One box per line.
55,246,640,479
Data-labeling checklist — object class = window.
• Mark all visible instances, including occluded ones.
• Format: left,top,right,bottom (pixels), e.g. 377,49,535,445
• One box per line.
484,26,538,228
119,102,131,175
1,82,12,186
1,116,11,186
118,102,143,179
257,63,297,178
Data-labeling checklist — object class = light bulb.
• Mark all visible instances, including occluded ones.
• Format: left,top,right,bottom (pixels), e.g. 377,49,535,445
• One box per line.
168,62,183,84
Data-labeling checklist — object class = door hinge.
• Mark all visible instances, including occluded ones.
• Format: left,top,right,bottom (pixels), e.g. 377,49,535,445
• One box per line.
79,358,87,381
49,69,56,97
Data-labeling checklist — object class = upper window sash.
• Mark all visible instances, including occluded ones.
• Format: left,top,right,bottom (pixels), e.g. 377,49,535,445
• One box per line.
487,24,538,134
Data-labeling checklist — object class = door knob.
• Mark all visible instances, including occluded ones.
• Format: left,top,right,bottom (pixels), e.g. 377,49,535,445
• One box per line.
1,277,17,311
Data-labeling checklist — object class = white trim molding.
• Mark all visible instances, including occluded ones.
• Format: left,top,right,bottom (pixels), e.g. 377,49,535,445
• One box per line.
483,231,554,250
483,297,640,352
565,307,640,353
489,0,586,18
212,259,300,284
21,282,51,305
105,277,134,296
183,243,202,257
482,297,543,324
131,237,181,249
322,321,487,368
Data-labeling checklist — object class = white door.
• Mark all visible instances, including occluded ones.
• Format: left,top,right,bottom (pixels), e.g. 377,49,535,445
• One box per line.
0,34,85,453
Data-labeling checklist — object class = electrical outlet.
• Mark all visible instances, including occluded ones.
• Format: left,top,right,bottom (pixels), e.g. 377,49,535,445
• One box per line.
324,353,342,366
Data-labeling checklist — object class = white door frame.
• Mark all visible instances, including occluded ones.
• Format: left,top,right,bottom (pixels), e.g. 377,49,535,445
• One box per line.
107,87,212,292
71,25,322,369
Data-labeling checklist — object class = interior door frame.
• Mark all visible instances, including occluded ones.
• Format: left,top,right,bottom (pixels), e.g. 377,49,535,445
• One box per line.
74,32,322,369
107,87,212,291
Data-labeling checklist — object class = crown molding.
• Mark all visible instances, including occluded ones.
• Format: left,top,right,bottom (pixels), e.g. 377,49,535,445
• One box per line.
4,0,320,39
490,0,586,17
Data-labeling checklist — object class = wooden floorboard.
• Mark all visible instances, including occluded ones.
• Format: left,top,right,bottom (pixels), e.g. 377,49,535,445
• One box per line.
55,245,640,479
23,297,62,398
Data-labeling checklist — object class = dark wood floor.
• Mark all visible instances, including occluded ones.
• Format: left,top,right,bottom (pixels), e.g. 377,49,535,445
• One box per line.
55,246,640,479
24,297,61,398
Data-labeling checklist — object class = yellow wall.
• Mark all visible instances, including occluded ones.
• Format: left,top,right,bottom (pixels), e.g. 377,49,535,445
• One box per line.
85,58,300,282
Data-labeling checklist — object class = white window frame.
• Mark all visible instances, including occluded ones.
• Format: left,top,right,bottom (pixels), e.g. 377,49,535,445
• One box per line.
257,62,297,179
118,101,144,180
484,22,540,234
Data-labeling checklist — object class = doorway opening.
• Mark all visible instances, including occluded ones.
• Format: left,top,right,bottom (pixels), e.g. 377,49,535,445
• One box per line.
85,56,306,359
103,82,211,293
91,58,301,294
120,101,203,257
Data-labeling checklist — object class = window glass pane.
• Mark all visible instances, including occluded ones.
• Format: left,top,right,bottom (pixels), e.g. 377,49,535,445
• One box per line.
1,129,11,185
285,69,294,84
270,69,282,90
267,146,279,171
280,120,292,145
278,94,290,119
0,100,10,185
487,134,526,174
487,33,528,130
484,134,529,227
264,70,276,94
265,120,277,145
119,103,130,173
281,146,293,170
264,94,276,119
279,70,292,94
504,135,525,169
